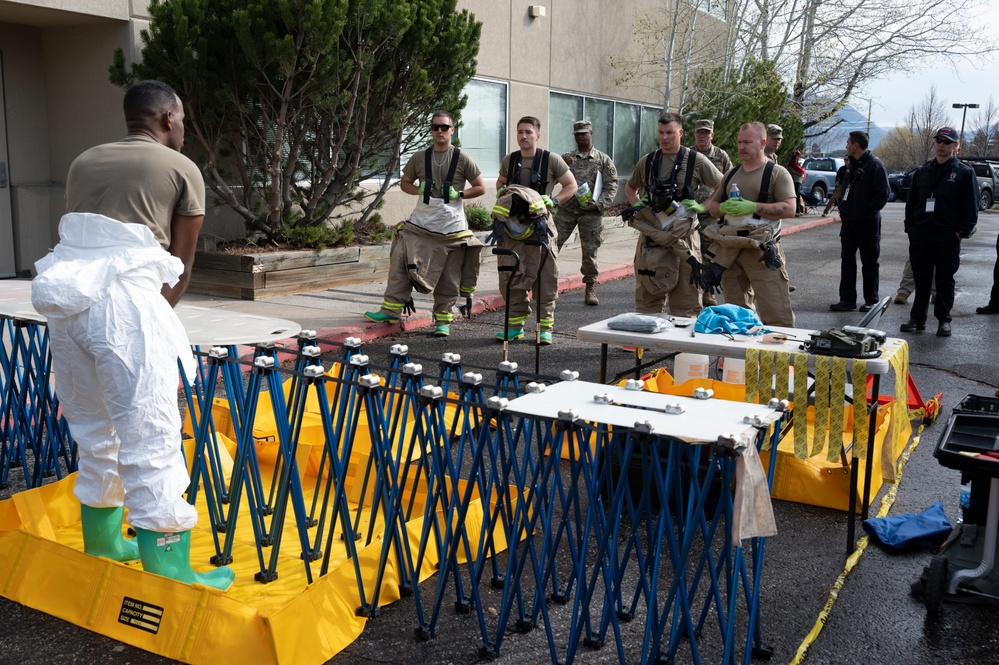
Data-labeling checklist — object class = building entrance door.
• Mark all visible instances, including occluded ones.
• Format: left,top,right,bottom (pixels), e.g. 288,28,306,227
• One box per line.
0,52,17,277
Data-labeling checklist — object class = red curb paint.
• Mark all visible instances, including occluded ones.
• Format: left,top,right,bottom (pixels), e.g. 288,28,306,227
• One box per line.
292,216,837,345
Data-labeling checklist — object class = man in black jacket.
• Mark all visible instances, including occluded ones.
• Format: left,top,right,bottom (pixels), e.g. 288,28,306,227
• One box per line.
830,131,890,312
901,126,979,337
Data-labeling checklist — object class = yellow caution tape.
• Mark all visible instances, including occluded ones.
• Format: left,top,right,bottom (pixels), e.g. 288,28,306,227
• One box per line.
789,423,926,665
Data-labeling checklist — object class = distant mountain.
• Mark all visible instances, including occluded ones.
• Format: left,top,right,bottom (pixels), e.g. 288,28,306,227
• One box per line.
806,102,888,155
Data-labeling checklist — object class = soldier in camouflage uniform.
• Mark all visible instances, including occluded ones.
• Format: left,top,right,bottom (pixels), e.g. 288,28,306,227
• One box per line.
555,120,619,305
690,119,732,305
765,124,783,163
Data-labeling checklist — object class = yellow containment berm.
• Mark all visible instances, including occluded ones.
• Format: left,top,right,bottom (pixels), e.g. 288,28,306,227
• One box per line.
0,343,917,663
0,369,506,665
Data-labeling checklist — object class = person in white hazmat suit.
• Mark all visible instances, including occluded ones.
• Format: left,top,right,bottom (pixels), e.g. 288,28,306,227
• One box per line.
30,80,234,590
364,111,486,336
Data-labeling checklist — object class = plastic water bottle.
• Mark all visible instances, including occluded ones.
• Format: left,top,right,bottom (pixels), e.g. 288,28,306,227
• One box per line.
729,183,741,200
960,480,972,510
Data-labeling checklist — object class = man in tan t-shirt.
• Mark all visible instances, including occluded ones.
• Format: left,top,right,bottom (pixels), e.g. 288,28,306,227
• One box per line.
32,80,233,590
705,121,797,326
492,115,576,345
365,110,486,336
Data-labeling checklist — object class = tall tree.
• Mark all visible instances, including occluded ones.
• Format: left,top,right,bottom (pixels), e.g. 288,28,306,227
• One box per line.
873,87,952,171
608,0,730,113
617,0,998,140
110,0,481,242
683,58,802,164
965,98,999,158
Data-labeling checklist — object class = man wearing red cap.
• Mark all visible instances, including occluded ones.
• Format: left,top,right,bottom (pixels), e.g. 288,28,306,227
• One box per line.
900,126,979,337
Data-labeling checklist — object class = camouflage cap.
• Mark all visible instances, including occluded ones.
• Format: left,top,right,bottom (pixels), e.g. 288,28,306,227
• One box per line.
572,120,592,134
694,119,714,132
767,124,783,139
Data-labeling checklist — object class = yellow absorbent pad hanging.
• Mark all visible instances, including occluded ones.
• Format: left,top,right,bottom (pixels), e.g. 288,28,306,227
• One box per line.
0,467,499,665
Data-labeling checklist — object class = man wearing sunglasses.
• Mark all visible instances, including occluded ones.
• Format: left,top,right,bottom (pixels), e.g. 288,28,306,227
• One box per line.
365,111,486,336
900,126,979,337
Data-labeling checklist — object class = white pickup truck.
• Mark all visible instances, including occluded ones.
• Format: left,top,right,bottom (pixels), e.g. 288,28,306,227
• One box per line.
801,157,844,201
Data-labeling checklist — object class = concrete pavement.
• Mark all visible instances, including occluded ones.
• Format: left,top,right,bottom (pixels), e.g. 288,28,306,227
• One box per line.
181,211,840,342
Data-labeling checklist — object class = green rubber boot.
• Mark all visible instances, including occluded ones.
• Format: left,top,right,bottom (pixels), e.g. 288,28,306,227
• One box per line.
135,528,235,591
81,505,139,562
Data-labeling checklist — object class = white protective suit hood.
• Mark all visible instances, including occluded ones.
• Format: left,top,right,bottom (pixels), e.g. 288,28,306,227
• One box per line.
32,212,196,381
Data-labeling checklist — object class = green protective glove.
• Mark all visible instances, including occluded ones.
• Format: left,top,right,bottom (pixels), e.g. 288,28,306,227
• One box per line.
418,181,427,196
448,186,460,200
638,194,650,207
680,199,706,214
541,194,556,209
719,197,758,217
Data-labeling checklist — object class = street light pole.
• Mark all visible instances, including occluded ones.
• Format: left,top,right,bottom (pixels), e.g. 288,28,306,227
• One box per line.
953,102,980,144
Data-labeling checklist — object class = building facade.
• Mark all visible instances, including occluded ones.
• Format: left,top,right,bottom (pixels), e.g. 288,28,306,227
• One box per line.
0,0,724,276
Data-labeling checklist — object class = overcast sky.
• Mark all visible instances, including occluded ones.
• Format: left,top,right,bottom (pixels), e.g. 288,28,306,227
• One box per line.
864,13,999,130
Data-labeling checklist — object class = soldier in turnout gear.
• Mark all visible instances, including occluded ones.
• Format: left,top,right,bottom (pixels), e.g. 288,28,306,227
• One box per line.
365,111,486,336
690,118,732,305
555,120,619,306
624,112,722,316
705,121,798,326
494,116,576,344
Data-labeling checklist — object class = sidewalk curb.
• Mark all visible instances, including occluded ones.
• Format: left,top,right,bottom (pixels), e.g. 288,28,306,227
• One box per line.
783,215,838,235
305,215,838,351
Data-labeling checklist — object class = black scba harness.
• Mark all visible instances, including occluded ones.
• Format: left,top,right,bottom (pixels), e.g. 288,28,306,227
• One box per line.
645,147,695,212
423,147,462,204
506,149,551,195
721,161,776,225
801,327,883,359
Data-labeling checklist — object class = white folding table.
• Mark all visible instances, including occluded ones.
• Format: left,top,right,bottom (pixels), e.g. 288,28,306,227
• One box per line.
577,316,909,554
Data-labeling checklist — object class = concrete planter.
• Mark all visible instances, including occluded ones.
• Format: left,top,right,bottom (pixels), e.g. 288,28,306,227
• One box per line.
188,244,393,300
188,216,630,300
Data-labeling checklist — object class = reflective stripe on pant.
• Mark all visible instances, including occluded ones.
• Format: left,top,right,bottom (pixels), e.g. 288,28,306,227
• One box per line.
380,225,480,319
555,209,603,284
49,281,199,532
497,236,559,327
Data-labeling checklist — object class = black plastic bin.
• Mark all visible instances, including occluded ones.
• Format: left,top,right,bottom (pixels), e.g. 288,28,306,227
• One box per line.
935,398,999,526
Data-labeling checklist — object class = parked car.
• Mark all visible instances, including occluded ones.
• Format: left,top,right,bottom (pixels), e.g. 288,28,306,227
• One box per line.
961,158,998,211
889,158,996,210
888,169,915,203
802,157,844,201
